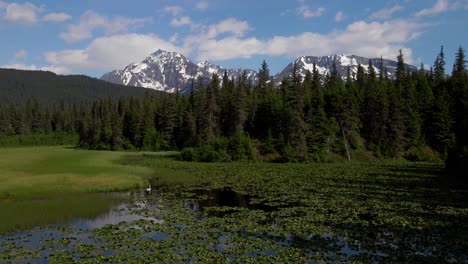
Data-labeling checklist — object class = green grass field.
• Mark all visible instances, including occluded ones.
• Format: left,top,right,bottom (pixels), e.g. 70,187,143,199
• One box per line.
0,146,154,200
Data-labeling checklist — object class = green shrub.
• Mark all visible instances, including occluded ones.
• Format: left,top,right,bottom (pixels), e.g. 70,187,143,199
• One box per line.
121,140,135,150
404,146,440,162
182,135,256,162
198,145,221,162
227,134,255,161
180,147,196,161
0,133,77,147
279,144,296,163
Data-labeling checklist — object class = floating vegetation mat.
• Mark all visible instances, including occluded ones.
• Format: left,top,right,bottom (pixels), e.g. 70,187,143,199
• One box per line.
1,159,467,263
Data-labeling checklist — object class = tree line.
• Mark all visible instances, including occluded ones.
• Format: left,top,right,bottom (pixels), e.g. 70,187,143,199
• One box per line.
0,47,466,168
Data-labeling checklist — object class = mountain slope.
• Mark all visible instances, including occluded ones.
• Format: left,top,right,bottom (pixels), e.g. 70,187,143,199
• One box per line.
101,50,418,93
0,68,159,104
101,50,258,94
274,54,417,82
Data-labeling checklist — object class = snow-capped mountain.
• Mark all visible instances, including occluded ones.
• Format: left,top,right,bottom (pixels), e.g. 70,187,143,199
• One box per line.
274,54,416,82
101,50,417,94
101,50,258,94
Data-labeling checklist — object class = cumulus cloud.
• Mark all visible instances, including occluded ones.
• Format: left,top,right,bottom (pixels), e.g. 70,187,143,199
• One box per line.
60,10,150,42
414,0,468,17
453,0,468,9
297,5,325,18
196,37,263,60
163,5,182,16
44,17,422,73
0,63,68,74
415,0,450,17
170,16,191,27
195,1,209,10
371,5,403,20
189,19,421,64
13,49,27,60
0,1,72,24
43,12,72,22
335,11,344,22
206,18,250,38
2,2,44,24
46,33,187,71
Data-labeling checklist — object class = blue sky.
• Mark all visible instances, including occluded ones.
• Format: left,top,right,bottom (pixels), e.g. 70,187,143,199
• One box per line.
0,0,467,77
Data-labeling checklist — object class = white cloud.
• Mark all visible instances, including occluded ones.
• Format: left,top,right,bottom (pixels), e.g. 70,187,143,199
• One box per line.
170,16,191,27
13,49,27,60
170,33,179,42
415,0,450,17
163,5,182,16
335,11,344,22
189,19,421,64
371,5,403,20
297,4,325,18
206,18,250,38
3,2,44,24
1,63,38,71
44,18,422,73
196,37,263,60
43,12,71,22
195,1,209,10
452,0,468,9
0,63,68,74
0,2,72,24
60,10,150,42
46,33,187,71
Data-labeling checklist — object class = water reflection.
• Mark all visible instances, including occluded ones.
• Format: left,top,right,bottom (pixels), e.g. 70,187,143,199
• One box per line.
0,190,163,235
185,187,287,217
70,192,163,230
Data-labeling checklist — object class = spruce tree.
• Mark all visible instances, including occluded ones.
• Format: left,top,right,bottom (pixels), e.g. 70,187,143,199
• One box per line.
434,46,446,85
287,62,307,160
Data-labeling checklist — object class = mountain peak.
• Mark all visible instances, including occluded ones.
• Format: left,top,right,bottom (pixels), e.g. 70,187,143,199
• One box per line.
101,50,258,93
151,49,169,55
101,50,417,93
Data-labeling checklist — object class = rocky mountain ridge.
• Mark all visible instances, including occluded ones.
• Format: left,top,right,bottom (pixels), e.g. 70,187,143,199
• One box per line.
101,50,417,93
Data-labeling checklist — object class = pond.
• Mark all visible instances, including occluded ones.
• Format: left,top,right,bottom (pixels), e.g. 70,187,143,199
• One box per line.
0,187,360,263
1,160,467,263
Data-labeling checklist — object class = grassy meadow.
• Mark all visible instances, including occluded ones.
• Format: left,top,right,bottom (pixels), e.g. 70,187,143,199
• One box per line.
0,146,153,200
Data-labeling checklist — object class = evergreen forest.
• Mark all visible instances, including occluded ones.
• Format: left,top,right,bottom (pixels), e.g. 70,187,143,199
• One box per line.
0,47,467,177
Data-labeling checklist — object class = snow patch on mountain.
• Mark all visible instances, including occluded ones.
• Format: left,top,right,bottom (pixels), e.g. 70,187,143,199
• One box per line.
101,50,417,94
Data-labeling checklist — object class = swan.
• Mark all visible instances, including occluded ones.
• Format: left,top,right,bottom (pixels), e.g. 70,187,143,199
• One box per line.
145,184,151,193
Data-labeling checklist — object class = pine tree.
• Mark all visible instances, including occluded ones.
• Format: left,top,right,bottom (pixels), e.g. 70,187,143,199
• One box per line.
110,106,123,150
415,65,434,141
446,46,468,178
258,60,270,95
383,50,406,156
401,71,422,147
140,94,157,150
361,59,386,151
427,89,454,155
0,107,14,136
202,74,221,142
286,62,307,160
434,46,446,85
450,46,468,151
342,67,361,149
122,97,141,147
305,63,329,158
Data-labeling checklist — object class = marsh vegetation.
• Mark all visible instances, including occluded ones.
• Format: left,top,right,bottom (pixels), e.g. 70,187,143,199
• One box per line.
0,148,467,262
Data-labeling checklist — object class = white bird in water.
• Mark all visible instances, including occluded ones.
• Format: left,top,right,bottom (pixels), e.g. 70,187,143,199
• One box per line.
145,184,151,193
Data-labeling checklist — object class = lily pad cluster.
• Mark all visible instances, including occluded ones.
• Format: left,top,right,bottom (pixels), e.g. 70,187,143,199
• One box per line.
0,157,467,262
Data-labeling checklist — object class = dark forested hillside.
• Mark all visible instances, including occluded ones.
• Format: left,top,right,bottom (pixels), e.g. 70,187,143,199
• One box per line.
1,48,467,179
0,69,159,104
